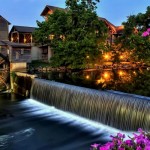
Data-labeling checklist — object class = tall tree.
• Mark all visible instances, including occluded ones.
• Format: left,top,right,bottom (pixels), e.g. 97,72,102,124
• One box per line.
117,6,150,64
33,0,107,69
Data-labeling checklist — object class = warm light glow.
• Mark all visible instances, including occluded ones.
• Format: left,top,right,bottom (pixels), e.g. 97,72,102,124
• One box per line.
24,38,26,43
86,75,90,79
133,71,137,75
103,53,110,60
49,34,54,40
103,72,110,80
103,73,108,79
86,55,90,59
120,55,124,59
60,35,65,40
11,37,13,42
48,10,53,15
118,70,124,76
97,78,105,84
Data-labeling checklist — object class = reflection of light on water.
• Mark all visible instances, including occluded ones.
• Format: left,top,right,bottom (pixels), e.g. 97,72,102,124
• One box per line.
96,78,105,84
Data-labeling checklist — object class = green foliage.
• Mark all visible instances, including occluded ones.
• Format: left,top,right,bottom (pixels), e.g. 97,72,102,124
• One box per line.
33,0,107,69
118,6,150,63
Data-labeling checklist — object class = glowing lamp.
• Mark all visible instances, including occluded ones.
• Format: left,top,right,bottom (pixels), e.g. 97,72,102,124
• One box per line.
86,75,90,79
49,34,54,40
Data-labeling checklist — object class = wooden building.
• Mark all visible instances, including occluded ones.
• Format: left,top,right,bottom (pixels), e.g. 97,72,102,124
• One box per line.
9,26,36,44
41,5,124,45
0,16,34,71
9,25,42,62
39,5,124,62
0,15,10,41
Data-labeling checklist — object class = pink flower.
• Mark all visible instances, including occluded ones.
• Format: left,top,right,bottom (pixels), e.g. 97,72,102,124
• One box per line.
91,143,100,149
138,128,144,133
145,145,150,150
117,133,125,138
136,146,142,150
91,129,150,150
118,148,125,150
125,139,133,146
142,31,149,37
147,28,150,33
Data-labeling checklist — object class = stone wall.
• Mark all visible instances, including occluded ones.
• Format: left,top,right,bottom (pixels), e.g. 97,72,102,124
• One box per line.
11,72,37,97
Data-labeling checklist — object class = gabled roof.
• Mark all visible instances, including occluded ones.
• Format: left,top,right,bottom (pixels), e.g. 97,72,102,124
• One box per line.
0,15,11,25
41,5,67,16
41,5,124,35
98,17,117,34
10,25,36,34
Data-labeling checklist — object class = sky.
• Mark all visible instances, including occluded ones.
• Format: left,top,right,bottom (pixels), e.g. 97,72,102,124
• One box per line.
0,0,149,30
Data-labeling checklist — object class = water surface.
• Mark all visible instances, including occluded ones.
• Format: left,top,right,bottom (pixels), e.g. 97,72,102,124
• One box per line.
0,93,124,150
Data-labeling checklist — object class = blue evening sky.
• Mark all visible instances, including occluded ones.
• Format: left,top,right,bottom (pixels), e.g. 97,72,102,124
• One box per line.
0,0,149,30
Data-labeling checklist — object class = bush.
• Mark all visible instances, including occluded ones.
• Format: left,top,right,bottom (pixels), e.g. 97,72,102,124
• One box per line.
90,128,150,150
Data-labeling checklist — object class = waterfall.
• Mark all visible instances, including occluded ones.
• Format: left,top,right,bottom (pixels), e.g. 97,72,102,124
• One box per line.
30,78,150,131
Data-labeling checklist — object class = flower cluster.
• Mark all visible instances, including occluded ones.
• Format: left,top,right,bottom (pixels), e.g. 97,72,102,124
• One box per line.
90,128,150,150
142,28,150,37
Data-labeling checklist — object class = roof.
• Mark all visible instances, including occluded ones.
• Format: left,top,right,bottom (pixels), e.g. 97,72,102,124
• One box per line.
98,17,117,33
0,40,31,48
0,15,11,25
115,26,124,34
41,5,124,35
0,41,7,46
10,25,36,33
41,5,67,16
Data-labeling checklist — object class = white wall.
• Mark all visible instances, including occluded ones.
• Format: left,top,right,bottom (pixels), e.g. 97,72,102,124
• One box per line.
31,45,42,61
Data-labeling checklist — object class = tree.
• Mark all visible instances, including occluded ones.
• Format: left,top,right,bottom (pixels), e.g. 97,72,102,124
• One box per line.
117,6,150,64
33,0,107,69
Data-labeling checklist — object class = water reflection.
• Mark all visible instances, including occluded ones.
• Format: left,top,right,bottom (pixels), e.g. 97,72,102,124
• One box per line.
34,69,150,97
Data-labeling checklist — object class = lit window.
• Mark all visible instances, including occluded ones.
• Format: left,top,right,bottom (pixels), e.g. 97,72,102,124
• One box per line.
49,34,54,40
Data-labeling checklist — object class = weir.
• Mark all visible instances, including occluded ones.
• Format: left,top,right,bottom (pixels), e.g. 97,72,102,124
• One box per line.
31,78,150,131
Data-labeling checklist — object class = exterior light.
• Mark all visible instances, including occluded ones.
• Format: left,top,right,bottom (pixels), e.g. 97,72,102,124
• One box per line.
86,55,90,59
103,72,110,80
103,54,110,60
86,75,90,79
118,70,124,76
11,37,13,42
49,34,54,40
24,38,26,43
60,35,65,40
120,55,124,59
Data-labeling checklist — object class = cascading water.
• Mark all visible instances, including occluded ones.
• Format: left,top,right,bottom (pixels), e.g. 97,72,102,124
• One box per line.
31,78,150,131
